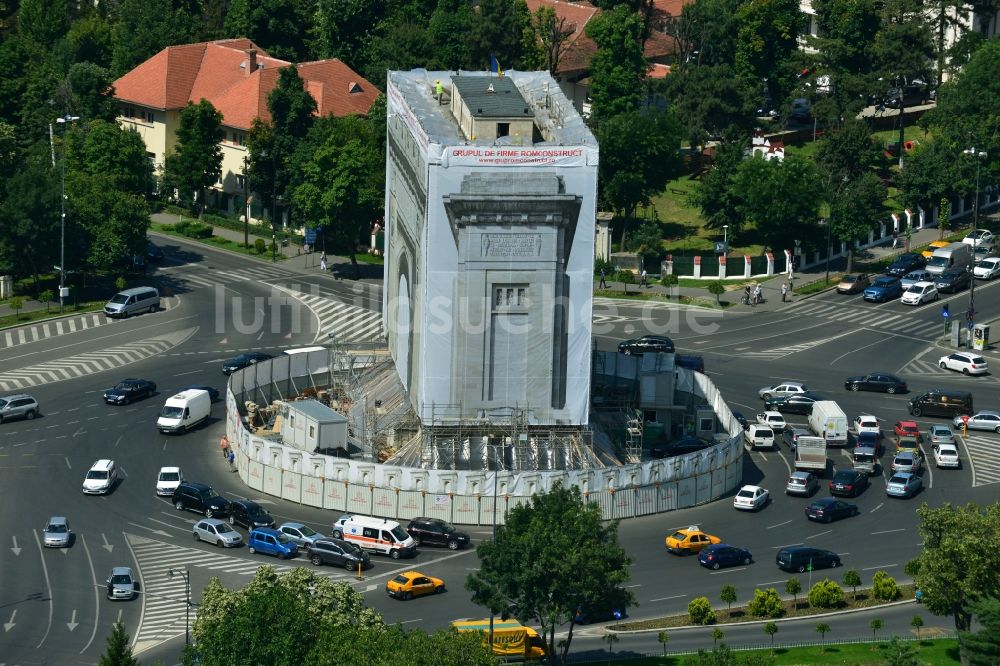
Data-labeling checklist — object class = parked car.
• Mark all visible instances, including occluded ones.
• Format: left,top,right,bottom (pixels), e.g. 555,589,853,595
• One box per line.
901,281,939,305
405,517,471,550
308,537,371,569
698,544,753,570
805,497,859,523
886,253,926,277
651,436,708,458
837,273,870,294
43,516,71,548
617,335,674,355
974,257,1000,280
953,410,1000,433
935,267,972,293
103,379,156,405
147,241,165,261
278,522,323,548
939,352,988,376
221,352,273,375
901,269,934,289
883,81,931,108
776,546,841,573
0,394,40,423
106,567,137,600
228,499,275,530
172,482,230,517
733,485,770,511
386,571,445,600
193,518,242,547
758,382,808,400
829,469,869,497
844,373,907,394
863,276,903,302
247,527,298,559
764,392,824,415
785,471,819,496
886,473,923,498
963,229,994,247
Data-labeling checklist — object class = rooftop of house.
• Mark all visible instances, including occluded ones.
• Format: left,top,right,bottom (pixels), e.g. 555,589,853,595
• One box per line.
112,38,379,129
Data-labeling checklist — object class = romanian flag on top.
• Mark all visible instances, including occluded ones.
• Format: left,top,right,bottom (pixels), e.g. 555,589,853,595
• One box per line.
490,54,503,78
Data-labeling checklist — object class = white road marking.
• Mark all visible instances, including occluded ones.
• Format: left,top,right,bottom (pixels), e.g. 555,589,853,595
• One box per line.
871,528,906,536
862,563,898,571
649,594,687,602
766,520,792,529
805,530,832,540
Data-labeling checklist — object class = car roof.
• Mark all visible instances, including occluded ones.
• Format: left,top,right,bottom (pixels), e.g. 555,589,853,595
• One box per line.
857,414,878,420
1,393,35,400
895,451,918,459
280,522,306,529
47,516,68,524
912,281,935,287
789,471,813,479
111,566,132,575
740,484,764,491
250,527,280,536
975,410,1000,417
159,466,181,473
890,472,914,479
199,517,226,526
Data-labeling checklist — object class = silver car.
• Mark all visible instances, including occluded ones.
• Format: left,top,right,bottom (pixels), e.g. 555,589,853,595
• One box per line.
106,567,136,600
785,471,818,496
953,410,1000,433
758,382,808,400
886,473,923,498
278,522,323,547
901,270,933,289
0,394,40,423
43,516,71,548
927,425,955,445
891,451,923,474
193,519,242,548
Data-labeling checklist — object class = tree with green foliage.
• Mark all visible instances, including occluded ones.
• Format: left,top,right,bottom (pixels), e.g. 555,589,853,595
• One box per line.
658,630,670,656
808,579,845,609
906,502,1000,642
0,142,61,288
108,0,199,77
66,11,115,70
9,296,24,319
163,100,223,215
959,596,1000,665
688,596,716,625
815,118,882,183
720,585,737,613
785,577,802,608
586,4,648,125
815,622,831,650
39,289,53,313
843,569,862,600
830,172,886,272
711,627,725,647
734,0,802,92
660,273,679,298
428,0,476,70
98,621,138,666
224,0,312,61
469,0,533,71
596,109,684,218
64,63,119,123
731,154,825,252
67,120,155,197
689,141,746,236
763,621,778,652
617,269,635,295
466,483,633,666
880,636,920,666
872,571,901,602
897,141,960,219
604,632,619,663
707,281,726,304
17,0,70,51
306,624,495,666
871,0,934,89
312,0,387,64
358,12,435,87
528,5,574,73
910,614,924,640
669,0,742,68
870,617,884,641
629,220,666,267
666,65,753,150
747,588,783,618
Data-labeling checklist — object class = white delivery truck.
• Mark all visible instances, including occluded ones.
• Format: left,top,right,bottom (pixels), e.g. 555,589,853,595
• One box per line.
808,401,849,447
794,435,828,473
156,389,211,434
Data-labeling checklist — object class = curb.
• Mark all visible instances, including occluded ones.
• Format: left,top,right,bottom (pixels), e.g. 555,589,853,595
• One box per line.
593,294,723,313
607,598,917,635
0,295,181,334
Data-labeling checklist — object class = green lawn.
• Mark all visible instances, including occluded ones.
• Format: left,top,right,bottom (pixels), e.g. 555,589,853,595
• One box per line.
152,223,288,260
0,301,106,330
606,638,957,665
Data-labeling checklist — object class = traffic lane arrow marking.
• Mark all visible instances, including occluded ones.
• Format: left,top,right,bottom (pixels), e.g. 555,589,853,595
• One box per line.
101,534,114,553
66,609,78,632
11,536,20,556
4,610,15,631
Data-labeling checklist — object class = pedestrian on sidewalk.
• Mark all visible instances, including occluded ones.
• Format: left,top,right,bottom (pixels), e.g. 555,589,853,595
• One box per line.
320,252,328,272
228,450,235,471
743,285,752,306
781,282,788,302
220,435,230,459
640,269,648,287
599,268,607,289
753,284,763,305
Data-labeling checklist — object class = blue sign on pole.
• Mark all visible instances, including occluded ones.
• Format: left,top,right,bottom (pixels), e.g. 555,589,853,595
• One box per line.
942,304,949,319
304,227,321,245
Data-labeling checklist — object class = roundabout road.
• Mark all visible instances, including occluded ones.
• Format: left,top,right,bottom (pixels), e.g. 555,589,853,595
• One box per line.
2,243,998,662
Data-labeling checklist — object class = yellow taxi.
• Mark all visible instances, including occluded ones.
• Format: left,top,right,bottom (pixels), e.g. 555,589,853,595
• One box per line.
922,240,949,258
385,570,445,600
665,526,721,555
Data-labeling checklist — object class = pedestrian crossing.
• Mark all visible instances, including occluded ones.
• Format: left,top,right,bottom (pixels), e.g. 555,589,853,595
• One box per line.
156,263,292,290
743,330,856,360
959,433,1000,487
127,532,354,652
270,286,384,344
0,327,196,391
779,300,944,338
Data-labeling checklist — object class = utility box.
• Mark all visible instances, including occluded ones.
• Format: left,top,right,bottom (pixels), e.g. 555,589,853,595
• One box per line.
280,399,348,454
974,324,990,351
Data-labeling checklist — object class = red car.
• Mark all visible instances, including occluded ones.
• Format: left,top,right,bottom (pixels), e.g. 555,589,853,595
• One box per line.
894,420,920,438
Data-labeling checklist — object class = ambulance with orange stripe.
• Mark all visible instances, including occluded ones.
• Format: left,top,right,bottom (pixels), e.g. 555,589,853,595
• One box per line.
331,514,417,559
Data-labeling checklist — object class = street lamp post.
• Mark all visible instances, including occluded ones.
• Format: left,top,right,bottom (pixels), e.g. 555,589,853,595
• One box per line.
168,567,191,645
722,225,728,254
964,148,987,334
820,218,832,284
56,114,79,313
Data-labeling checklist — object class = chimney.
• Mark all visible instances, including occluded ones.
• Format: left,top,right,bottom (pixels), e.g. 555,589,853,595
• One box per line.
246,49,257,77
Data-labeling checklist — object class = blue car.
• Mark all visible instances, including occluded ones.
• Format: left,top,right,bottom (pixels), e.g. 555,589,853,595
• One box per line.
247,528,298,559
863,276,903,302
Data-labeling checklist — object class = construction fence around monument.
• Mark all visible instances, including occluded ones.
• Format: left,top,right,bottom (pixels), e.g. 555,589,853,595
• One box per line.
226,350,744,525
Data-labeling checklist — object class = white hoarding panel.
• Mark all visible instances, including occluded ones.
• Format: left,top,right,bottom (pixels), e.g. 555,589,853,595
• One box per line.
301,476,323,508
677,478,697,509
372,488,397,517
453,495,478,525
397,491,424,521
281,471,302,503
695,473,713,505
346,484,372,515
246,460,264,492
635,486,658,516
262,466,281,497
323,481,347,512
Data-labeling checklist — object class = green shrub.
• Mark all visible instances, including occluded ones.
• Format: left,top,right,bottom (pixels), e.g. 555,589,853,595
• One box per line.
185,222,213,238
175,219,191,235
687,596,716,625
872,571,900,601
747,588,784,618
808,579,845,609
254,239,267,255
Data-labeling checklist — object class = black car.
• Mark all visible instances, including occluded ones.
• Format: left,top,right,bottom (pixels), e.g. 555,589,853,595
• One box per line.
651,436,707,458
776,546,841,573
732,411,750,431
886,253,926,277
228,499,275,530
573,604,627,625
935,267,972,294
805,497,859,523
764,392,824,415
697,543,753,570
782,427,811,451
172,482,230,518
844,373,907,394
181,384,220,402
221,352,273,375
617,335,675,355
307,538,370,570
405,517,471,550
103,378,157,405
829,469,870,497
675,354,705,373
883,82,931,109
147,242,165,261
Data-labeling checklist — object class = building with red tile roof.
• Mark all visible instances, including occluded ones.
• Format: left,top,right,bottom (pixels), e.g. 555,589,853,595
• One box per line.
112,38,378,216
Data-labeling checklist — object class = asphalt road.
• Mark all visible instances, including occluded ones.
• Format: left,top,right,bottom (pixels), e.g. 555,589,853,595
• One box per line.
2,238,997,664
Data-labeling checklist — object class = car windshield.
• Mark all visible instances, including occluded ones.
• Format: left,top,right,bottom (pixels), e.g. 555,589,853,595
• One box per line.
390,525,409,542
854,452,874,462
87,470,108,480
219,523,235,533
160,406,183,418
46,524,67,533
842,275,858,283
297,526,318,537
889,476,906,484
159,472,180,482
927,256,949,267
110,295,129,304
906,285,924,293
277,534,291,544
111,574,131,584
392,575,409,584
0,399,7,408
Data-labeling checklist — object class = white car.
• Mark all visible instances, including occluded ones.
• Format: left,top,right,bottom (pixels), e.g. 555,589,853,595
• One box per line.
733,485,770,511
932,443,960,468
758,382,808,400
757,411,787,431
853,415,881,438
939,352,988,376
974,258,1000,280
901,281,938,305
963,229,994,248
156,466,183,497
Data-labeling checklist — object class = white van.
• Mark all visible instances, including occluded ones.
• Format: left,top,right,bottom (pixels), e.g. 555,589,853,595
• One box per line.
331,514,417,559
157,389,211,434
104,287,160,318
83,459,117,495
744,424,776,450
926,242,973,276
